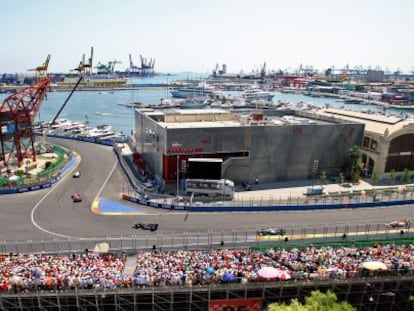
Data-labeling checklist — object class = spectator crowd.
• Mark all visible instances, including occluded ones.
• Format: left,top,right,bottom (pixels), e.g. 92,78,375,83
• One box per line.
1,243,413,292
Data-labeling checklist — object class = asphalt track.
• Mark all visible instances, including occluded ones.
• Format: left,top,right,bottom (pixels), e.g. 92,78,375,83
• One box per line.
0,138,413,243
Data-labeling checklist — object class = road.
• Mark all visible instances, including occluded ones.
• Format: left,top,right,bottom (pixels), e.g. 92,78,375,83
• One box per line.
0,138,413,245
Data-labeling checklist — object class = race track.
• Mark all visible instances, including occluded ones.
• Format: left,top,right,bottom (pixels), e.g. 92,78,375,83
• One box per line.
0,138,413,244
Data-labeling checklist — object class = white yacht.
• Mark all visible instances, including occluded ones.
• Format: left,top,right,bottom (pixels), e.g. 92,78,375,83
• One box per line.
170,81,217,99
241,88,274,102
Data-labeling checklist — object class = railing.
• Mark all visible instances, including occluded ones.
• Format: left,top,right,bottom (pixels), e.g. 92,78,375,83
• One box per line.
0,274,412,311
1,222,412,255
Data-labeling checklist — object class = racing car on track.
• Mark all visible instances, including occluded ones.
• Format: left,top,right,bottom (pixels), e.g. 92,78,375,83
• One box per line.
71,193,82,203
385,219,410,229
256,228,286,236
132,223,159,231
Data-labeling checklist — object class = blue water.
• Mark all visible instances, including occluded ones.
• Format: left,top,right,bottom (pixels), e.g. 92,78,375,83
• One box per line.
0,73,411,136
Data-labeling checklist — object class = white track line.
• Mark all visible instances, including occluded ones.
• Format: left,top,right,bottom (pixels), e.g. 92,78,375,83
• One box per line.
30,148,117,239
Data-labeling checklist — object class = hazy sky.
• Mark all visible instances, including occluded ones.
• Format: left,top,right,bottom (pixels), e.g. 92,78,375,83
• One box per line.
2,0,413,74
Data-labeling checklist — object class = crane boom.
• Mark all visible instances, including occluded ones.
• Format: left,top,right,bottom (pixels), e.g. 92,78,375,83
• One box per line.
50,76,83,126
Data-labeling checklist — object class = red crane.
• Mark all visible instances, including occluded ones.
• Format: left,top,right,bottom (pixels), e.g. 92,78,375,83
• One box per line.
0,76,51,168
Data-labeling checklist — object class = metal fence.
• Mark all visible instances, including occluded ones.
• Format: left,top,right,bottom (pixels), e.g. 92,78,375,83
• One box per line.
1,221,412,255
0,275,413,311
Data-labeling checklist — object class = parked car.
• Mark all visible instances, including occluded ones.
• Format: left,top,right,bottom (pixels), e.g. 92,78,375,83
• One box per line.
256,228,286,236
73,171,81,178
385,219,410,229
132,222,159,231
71,193,82,202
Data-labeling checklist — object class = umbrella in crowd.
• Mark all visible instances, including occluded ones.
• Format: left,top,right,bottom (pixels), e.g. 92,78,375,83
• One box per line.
222,272,236,282
277,270,292,281
93,242,110,254
362,261,388,271
206,267,215,274
257,266,279,279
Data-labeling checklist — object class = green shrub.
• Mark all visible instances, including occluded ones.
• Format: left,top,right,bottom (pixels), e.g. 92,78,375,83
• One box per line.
15,169,25,177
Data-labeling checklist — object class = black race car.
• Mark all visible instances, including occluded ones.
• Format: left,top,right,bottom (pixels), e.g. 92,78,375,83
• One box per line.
256,228,286,236
132,222,159,231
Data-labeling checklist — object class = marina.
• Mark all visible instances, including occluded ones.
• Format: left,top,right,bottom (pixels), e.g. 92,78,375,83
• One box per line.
1,77,413,139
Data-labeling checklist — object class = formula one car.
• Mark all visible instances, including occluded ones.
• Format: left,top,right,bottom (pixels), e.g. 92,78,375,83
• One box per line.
71,193,82,203
73,171,81,178
132,222,159,231
385,219,410,229
256,228,286,236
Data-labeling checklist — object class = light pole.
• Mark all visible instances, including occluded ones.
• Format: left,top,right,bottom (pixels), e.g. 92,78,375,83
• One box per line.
176,155,180,199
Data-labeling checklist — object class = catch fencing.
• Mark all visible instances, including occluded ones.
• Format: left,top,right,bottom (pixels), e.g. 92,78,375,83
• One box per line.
1,221,412,255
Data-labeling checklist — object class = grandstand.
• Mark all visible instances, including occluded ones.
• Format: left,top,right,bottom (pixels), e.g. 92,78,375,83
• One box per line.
1,241,414,310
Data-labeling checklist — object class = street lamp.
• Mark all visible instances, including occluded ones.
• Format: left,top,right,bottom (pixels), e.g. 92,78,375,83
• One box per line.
176,155,180,199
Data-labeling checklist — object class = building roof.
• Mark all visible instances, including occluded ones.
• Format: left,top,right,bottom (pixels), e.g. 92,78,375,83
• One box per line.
315,107,414,136
141,108,335,130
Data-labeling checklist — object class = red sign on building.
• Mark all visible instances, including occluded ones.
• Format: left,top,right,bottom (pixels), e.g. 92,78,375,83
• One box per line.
167,147,204,153
209,298,262,311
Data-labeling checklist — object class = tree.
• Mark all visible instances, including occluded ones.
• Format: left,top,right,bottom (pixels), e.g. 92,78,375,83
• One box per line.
371,171,379,185
44,161,53,170
267,290,356,311
319,170,327,186
402,168,410,185
339,172,345,185
348,146,363,184
389,169,396,185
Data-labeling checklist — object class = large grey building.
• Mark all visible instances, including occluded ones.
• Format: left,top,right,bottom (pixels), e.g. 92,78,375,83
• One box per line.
134,108,364,185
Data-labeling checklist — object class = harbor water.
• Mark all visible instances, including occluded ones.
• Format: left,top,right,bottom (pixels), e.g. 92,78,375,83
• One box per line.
0,74,411,137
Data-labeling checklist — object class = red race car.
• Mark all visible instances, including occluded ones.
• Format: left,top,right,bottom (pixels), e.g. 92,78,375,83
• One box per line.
71,193,82,203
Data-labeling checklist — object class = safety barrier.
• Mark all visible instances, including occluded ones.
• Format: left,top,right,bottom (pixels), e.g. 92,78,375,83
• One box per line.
0,223,412,255
45,133,128,146
121,191,414,212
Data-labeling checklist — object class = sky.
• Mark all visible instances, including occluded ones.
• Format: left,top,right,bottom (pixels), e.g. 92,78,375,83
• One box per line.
1,0,414,74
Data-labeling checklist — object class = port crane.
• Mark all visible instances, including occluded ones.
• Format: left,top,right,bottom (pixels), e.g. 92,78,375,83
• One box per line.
72,47,94,76
128,54,140,73
95,59,121,75
28,54,51,78
139,55,155,75
82,46,94,76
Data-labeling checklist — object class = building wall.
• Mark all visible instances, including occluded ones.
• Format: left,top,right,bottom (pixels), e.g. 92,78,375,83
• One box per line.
134,111,167,176
135,109,364,183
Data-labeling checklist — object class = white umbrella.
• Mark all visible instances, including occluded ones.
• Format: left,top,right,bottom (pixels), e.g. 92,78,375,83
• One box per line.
93,242,110,253
257,266,279,279
8,175,19,181
362,261,387,271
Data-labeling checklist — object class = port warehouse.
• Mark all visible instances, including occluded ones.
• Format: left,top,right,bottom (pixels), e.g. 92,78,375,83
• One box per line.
133,107,364,185
0,276,412,310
